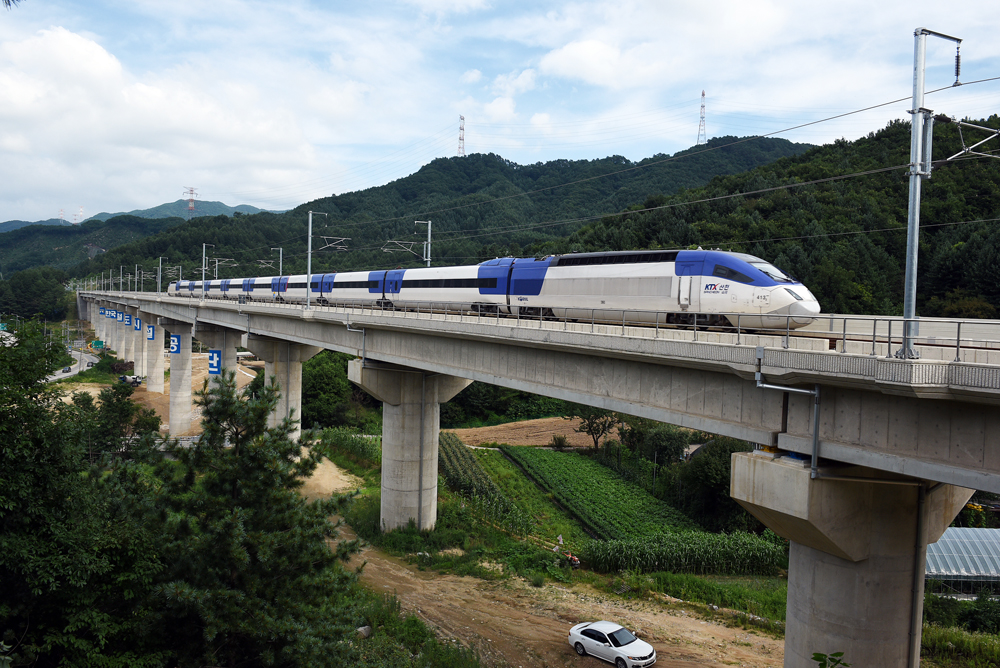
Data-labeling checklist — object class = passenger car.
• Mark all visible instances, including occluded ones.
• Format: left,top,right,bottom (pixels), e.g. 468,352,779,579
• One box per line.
568,620,656,667
62,366,72,373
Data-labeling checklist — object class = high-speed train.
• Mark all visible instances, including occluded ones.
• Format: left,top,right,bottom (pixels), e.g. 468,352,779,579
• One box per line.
168,249,821,329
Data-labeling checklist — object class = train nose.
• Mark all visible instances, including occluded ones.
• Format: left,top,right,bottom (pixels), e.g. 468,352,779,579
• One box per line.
788,297,821,325
789,299,820,317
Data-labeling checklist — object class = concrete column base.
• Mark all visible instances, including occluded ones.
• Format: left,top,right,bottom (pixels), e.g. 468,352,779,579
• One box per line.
731,452,972,667
163,321,193,436
348,360,471,531
245,336,321,441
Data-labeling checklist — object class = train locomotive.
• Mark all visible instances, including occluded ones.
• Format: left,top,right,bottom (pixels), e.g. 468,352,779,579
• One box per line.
168,249,821,329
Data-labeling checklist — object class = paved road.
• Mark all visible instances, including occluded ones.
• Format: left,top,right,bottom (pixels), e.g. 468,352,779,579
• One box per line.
47,348,102,382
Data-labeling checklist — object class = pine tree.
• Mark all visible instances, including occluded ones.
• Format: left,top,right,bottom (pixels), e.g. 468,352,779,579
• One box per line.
146,371,362,667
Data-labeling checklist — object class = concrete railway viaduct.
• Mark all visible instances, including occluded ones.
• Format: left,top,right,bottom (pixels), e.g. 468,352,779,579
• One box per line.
79,290,1000,668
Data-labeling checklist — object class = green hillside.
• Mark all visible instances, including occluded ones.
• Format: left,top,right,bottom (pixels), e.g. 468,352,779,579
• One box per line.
0,215,187,275
540,117,1000,316
67,136,810,281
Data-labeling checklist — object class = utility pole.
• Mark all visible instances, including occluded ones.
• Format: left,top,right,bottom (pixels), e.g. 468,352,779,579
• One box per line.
306,211,327,310
415,220,431,267
271,247,283,275
158,257,166,295
900,27,962,358
201,243,214,302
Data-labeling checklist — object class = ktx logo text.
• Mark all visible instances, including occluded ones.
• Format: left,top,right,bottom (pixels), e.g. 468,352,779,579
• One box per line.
703,283,730,294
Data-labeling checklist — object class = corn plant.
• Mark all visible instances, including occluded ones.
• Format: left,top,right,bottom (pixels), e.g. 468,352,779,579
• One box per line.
500,445,696,540
439,433,531,535
583,531,784,576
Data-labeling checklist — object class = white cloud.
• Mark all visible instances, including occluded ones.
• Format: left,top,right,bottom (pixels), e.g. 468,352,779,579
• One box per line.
460,68,482,83
492,68,536,97
483,96,517,121
401,0,491,15
1,0,997,221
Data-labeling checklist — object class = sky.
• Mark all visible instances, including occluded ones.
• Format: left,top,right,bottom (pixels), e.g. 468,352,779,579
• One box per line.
0,0,997,222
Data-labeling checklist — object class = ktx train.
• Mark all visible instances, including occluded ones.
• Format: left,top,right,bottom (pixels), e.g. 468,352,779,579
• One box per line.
168,249,821,329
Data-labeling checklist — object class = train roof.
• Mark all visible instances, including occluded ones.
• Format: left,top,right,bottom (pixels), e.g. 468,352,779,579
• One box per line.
547,248,765,267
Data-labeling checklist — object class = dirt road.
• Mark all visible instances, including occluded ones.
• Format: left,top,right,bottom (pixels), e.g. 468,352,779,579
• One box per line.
318,461,784,668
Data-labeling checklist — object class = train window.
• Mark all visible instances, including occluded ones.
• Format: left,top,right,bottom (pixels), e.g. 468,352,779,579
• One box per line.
333,280,381,289
712,265,754,283
750,262,793,283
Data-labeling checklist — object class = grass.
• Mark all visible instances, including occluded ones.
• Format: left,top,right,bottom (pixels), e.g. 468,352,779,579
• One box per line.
635,572,788,621
921,624,1000,667
344,486,576,583
51,355,119,385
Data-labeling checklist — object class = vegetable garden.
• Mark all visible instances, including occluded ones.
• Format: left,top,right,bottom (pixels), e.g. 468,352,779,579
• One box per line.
499,445,697,539
438,433,531,535
499,444,786,576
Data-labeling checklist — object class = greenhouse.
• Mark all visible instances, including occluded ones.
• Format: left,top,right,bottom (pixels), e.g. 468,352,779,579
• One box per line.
926,527,1000,595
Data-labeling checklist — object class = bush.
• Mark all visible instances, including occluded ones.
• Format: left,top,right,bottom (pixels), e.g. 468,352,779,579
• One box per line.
960,591,1000,635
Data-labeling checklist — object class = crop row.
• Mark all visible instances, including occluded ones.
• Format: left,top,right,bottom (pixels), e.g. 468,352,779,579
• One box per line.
439,433,531,535
500,446,696,540
320,427,381,464
583,531,785,576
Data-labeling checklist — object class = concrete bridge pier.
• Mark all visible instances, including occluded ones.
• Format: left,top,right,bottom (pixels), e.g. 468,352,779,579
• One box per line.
123,308,137,368
132,311,146,377
106,310,117,354
348,359,471,531
162,319,193,435
194,325,244,385
244,336,321,441
731,453,973,668
143,313,164,393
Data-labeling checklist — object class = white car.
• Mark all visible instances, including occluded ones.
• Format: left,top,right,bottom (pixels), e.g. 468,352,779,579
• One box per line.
568,620,656,668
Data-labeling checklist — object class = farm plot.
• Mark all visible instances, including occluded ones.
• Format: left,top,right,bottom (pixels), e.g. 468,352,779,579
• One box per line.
499,445,697,540
438,433,531,535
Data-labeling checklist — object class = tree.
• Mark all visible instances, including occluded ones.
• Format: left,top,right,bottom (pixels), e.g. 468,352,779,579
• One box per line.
301,350,353,429
564,402,617,450
1,322,163,666
143,371,363,667
67,383,161,463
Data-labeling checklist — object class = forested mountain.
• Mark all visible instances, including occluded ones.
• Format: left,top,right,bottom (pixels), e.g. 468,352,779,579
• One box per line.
85,199,276,222
529,117,1000,316
0,218,72,234
64,136,810,283
0,215,187,275
0,137,808,285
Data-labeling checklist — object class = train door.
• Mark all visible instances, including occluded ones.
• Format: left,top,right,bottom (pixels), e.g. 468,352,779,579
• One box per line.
383,270,405,306
678,276,691,308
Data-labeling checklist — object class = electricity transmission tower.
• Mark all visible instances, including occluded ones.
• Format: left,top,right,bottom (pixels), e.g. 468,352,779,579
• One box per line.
696,91,707,145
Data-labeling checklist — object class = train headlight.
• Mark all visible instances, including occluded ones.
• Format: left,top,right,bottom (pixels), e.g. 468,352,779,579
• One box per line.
785,288,803,301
